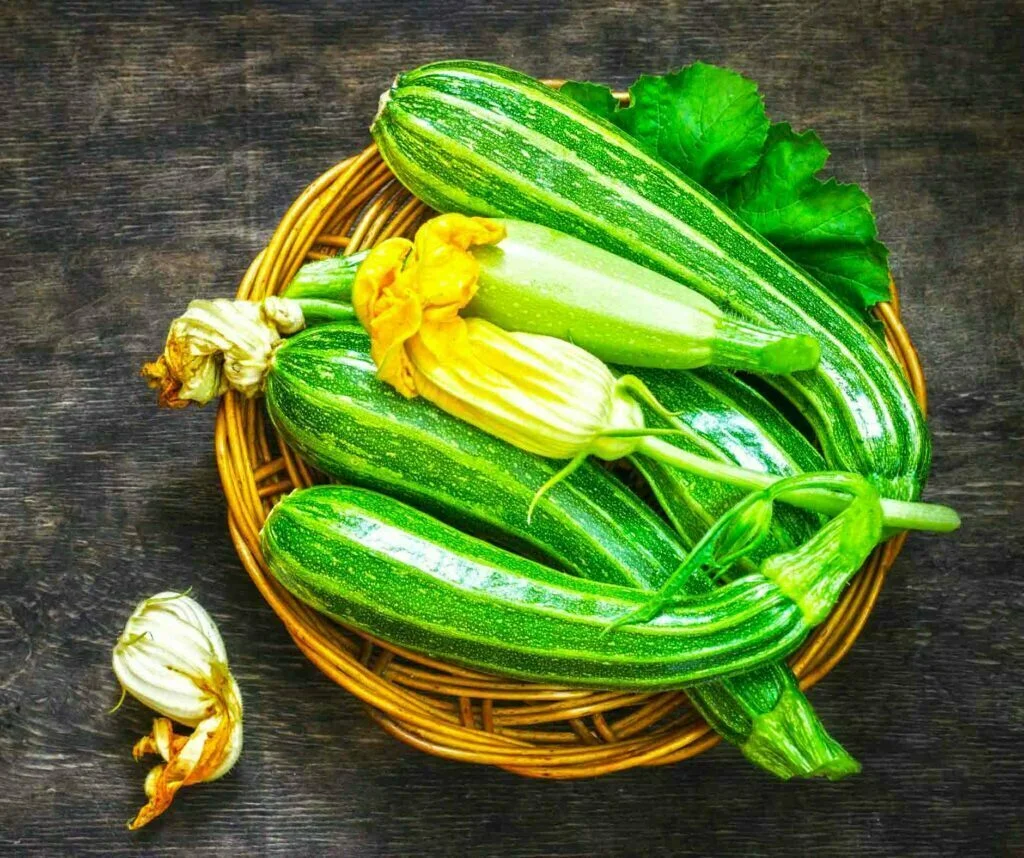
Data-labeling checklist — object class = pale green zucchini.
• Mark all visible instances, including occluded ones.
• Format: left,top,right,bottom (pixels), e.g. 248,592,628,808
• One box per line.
280,226,821,375
468,218,819,373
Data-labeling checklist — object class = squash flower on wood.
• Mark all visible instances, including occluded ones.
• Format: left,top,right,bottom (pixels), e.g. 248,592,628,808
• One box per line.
112,592,243,829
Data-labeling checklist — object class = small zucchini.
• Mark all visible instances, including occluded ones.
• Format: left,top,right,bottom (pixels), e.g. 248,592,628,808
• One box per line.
279,223,820,375
469,218,819,374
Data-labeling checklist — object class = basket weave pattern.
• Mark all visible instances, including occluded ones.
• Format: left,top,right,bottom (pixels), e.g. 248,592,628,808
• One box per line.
216,143,927,778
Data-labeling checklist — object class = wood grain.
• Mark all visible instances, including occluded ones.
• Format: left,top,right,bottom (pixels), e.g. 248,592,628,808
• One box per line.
1,0,1022,855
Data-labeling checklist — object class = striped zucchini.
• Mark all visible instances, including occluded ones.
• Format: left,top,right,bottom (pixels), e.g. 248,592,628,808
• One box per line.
262,485,815,689
624,367,860,774
371,60,930,501
625,364,826,567
266,324,680,589
266,322,855,777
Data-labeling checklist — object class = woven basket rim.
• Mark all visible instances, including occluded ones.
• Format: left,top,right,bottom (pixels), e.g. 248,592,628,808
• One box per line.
214,141,926,778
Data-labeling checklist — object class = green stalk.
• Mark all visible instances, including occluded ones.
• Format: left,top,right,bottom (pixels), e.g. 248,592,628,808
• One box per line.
710,315,820,375
293,298,357,327
638,436,959,533
281,252,368,303
609,472,884,633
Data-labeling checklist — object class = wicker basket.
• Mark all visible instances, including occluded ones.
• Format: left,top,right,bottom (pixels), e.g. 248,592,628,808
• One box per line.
216,140,927,778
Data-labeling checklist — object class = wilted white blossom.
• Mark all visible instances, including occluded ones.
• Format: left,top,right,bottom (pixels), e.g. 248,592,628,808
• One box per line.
112,592,242,829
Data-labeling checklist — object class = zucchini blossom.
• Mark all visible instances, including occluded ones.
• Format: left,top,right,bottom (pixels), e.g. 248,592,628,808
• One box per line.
352,214,645,461
112,592,243,829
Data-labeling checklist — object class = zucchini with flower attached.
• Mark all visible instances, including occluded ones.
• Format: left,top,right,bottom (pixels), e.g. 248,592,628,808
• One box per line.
348,214,958,534
371,59,931,501
260,476,881,690
145,319,679,589
280,217,819,374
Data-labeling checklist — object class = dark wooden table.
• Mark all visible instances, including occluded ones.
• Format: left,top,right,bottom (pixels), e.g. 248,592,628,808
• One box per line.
3,1,1022,855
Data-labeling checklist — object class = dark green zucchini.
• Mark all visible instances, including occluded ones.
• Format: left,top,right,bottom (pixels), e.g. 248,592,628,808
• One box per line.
262,485,815,689
266,324,679,588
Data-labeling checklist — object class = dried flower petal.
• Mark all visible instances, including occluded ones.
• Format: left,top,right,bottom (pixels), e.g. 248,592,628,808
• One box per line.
142,297,305,407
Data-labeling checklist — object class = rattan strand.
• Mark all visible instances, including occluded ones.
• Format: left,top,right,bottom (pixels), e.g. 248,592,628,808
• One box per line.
215,142,927,776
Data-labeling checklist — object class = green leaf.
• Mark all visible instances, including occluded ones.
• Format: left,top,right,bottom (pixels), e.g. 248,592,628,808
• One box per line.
562,69,893,314
616,63,769,193
792,242,892,307
724,123,892,311
559,81,619,123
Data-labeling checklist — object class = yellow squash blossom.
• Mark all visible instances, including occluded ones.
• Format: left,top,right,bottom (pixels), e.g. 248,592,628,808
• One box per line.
352,214,647,462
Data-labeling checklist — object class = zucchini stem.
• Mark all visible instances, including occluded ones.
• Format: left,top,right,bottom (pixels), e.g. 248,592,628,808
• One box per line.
711,315,821,374
640,437,960,533
526,452,587,523
607,472,884,634
729,675,862,780
281,251,368,303
292,298,357,326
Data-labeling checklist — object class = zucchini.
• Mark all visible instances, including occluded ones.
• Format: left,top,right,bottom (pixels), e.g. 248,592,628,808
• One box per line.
371,60,930,500
265,323,856,776
279,231,821,374
261,485,816,689
282,252,367,303
468,218,820,374
266,324,680,588
618,375,861,777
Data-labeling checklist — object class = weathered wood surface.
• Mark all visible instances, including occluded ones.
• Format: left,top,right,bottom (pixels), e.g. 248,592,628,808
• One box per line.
1,1,1022,855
